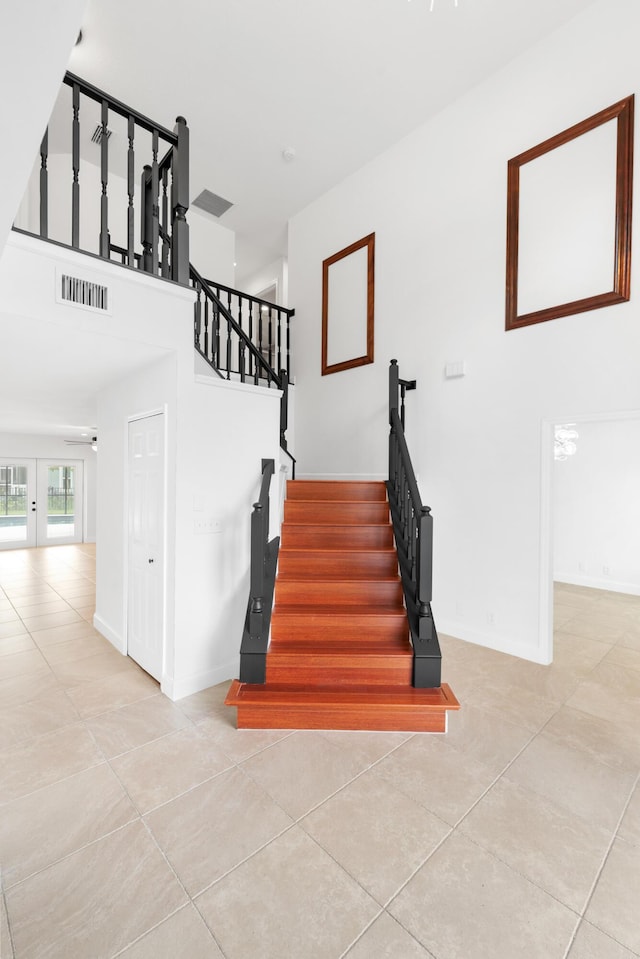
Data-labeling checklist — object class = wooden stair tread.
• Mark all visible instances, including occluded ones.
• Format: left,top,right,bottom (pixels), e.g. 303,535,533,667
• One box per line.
277,571,401,581
279,547,397,555
273,603,405,616
268,642,412,657
227,679,458,709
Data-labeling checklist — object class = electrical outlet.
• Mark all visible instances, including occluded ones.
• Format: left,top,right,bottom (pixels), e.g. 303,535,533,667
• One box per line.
194,518,222,535
578,561,586,572
603,565,610,576
487,612,495,626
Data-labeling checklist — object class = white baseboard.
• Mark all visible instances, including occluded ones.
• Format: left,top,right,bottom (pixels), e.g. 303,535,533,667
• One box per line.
297,472,387,481
554,572,640,597
163,660,238,702
436,618,550,665
93,613,126,654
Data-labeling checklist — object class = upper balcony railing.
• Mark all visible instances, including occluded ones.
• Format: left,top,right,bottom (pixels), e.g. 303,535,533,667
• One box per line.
15,71,189,284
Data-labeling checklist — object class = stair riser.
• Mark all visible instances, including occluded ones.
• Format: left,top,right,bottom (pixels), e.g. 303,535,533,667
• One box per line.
287,481,387,502
281,526,393,550
275,580,404,606
284,502,390,525
278,550,398,579
266,661,413,685
235,704,448,732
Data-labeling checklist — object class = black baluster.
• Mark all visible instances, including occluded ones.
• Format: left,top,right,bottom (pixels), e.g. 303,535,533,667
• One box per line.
287,310,293,378
248,301,254,378
239,340,246,383
71,83,80,247
150,130,159,274
268,306,273,370
194,281,201,348
204,297,209,358
140,165,152,272
99,99,110,257
127,115,135,266
39,129,48,239
277,310,282,371
214,301,220,368
161,166,169,277
409,507,416,585
226,317,232,379
238,296,244,377
258,305,264,379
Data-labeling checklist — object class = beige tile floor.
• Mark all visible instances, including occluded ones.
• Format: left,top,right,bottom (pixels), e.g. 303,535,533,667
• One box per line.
0,547,639,959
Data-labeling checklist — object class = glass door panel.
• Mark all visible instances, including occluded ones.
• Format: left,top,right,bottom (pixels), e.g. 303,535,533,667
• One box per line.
36,461,83,545
0,459,36,549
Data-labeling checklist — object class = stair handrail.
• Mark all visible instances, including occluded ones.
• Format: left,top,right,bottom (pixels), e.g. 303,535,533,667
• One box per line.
190,265,295,473
190,265,281,386
239,459,279,683
387,358,441,688
202,277,295,386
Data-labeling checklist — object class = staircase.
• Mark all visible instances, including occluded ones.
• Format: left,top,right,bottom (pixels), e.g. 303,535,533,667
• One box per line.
225,480,459,732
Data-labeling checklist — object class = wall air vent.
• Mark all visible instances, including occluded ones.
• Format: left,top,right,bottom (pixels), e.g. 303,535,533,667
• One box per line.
91,123,112,145
59,273,109,312
192,189,234,218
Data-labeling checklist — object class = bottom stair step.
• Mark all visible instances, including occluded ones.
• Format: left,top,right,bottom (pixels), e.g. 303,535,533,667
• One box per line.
225,680,460,732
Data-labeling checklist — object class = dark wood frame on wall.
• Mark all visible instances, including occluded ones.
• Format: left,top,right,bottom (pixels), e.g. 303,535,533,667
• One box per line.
322,233,375,375
505,94,634,331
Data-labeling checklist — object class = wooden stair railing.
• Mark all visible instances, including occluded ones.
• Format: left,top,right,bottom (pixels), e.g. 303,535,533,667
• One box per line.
225,479,459,732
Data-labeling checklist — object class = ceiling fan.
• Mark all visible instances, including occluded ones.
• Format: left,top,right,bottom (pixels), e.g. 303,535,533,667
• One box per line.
64,435,98,451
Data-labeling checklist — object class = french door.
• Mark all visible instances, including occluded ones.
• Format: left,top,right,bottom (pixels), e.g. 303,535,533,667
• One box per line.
0,458,83,550
0,459,36,549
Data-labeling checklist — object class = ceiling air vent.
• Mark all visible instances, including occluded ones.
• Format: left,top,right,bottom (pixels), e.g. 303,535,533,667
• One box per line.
60,274,109,312
192,189,234,218
91,123,112,145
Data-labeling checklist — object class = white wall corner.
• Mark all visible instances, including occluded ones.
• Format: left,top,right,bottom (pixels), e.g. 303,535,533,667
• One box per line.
163,661,237,702
93,613,126,655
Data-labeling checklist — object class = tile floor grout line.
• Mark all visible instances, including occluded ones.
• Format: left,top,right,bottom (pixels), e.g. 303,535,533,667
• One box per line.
2,816,141,895
124,817,232,959
335,907,385,959
1,881,16,959
189,818,299,902
563,769,640,958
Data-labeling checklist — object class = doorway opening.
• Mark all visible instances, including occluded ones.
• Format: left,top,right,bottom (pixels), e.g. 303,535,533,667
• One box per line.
540,410,640,662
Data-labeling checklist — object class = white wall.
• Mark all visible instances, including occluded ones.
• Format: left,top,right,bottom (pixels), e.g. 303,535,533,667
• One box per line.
0,0,86,255
240,257,289,306
0,432,97,542
554,416,640,595
288,0,640,664
189,208,235,287
97,349,281,700
171,375,281,699
95,353,179,667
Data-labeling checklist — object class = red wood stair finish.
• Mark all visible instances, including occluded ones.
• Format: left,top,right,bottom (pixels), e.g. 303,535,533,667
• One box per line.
225,480,459,731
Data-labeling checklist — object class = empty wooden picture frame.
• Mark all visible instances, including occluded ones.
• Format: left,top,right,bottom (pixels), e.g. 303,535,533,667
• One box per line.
505,95,634,331
322,233,375,375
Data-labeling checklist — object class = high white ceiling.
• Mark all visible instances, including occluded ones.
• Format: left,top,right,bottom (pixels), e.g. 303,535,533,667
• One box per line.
69,0,598,284
1,0,599,440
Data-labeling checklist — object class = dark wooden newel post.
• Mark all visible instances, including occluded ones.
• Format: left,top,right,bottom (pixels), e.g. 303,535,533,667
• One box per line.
171,116,189,285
